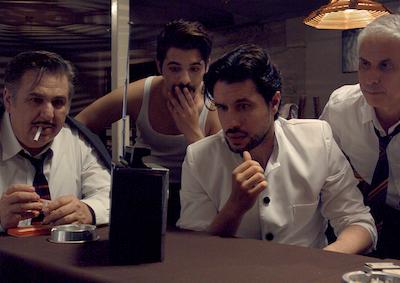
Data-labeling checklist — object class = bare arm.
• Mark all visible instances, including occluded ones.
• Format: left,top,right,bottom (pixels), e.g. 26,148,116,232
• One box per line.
207,199,247,237
75,79,146,134
323,225,372,254
205,109,222,136
207,151,267,237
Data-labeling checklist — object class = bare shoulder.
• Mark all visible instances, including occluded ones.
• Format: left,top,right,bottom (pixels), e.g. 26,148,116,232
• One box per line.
126,78,146,119
75,76,161,133
127,76,164,119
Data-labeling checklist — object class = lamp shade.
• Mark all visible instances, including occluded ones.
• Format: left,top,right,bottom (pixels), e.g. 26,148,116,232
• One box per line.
304,0,390,30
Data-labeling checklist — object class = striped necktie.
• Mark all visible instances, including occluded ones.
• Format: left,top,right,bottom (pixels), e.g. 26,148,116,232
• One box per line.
19,149,52,222
363,125,400,232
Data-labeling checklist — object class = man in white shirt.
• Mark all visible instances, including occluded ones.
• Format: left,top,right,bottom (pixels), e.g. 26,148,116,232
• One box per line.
178,44,376,254
0,51,110,232
320,14,400,258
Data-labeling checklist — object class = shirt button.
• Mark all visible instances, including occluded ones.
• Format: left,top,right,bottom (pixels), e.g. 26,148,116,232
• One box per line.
265,233,274,241
263,196,270,205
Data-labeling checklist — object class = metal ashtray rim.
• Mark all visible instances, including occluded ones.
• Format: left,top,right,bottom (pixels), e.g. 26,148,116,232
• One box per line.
48,224,99,244
342,270,400,282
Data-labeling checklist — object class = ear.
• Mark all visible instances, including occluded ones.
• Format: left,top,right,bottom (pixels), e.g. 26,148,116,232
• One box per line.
271,91,281,114
3,87,12,112
156,60,162,75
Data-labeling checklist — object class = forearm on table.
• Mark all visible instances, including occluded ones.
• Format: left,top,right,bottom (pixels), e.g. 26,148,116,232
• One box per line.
324,224,373,254
207,201,245,237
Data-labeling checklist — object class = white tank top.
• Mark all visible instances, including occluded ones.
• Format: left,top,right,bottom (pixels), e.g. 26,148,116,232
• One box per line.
134,76,208,184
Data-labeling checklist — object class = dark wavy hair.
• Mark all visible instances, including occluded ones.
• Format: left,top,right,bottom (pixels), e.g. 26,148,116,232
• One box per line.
204,44,281,119
4,50,75,101
156,19,212,68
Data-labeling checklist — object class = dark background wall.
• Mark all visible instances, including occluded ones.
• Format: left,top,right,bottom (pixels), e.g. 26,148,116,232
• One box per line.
0,0,398,118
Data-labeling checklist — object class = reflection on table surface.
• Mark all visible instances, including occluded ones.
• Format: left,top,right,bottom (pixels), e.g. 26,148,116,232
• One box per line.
0,226,396,283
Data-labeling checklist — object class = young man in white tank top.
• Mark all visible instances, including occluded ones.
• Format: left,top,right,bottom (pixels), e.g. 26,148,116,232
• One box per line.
76,20,221,226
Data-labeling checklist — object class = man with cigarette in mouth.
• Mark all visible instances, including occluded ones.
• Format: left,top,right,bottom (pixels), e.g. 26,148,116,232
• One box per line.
177,44,377,255
0,51,110,232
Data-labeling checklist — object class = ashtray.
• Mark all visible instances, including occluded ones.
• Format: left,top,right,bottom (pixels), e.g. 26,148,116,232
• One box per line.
49,224,99,243
342,271,400,283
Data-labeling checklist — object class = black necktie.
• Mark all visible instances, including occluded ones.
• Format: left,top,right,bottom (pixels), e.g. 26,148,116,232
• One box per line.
363,124,400,232
19,149,52,223
19,150,52,200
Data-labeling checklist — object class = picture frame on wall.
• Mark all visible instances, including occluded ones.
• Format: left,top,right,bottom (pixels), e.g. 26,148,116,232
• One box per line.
342,28,361,73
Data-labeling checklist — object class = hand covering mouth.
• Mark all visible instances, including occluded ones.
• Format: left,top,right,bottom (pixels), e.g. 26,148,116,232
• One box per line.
172,83,196,94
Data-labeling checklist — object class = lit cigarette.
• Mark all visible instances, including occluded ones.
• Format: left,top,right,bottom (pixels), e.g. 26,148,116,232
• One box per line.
34,127,42,142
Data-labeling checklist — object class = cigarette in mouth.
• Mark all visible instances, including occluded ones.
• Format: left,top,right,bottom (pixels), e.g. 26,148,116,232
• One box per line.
34,127,42,142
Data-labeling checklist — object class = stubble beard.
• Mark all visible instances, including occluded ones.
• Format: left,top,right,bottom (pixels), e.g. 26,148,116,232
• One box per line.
225,130,269,154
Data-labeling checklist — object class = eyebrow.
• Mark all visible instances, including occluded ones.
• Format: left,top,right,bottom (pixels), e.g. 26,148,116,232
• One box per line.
213,98,252,106
28,92,67,101
359,56,392,63
380,59,392,64
235,98,252,103
28,92,45,98
167,61,204,66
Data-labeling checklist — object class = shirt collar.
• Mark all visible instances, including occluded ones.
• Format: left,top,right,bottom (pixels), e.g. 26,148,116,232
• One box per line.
1,112,53,160
359,93,374,126
266,119,281,173
359,93,400,135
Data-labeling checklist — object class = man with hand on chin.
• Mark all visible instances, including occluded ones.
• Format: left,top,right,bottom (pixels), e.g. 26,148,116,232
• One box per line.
177,44,376,255
0,51,110,232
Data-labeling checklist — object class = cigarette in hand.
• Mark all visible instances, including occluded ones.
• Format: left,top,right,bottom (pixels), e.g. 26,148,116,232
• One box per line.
34,127,42,142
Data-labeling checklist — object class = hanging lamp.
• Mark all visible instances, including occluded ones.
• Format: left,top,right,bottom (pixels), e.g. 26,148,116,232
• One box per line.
304,0,390,30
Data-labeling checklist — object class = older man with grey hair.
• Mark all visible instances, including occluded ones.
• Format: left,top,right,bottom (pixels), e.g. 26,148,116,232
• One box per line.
0,51,110,232
321,14,400,259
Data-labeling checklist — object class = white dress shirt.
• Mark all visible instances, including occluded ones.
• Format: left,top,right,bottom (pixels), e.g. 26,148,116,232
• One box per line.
177,118,377,249
0,113,111,230
320,84,400,210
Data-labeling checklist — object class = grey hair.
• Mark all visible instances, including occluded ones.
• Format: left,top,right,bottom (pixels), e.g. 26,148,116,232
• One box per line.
357,14,400,51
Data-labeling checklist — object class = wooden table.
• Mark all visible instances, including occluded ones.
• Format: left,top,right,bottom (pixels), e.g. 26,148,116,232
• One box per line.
0,227,392,283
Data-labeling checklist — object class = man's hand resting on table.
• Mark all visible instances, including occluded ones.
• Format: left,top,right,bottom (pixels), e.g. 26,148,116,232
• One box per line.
42,195,93,226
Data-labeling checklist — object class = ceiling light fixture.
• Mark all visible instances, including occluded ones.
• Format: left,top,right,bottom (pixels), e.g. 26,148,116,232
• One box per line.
304,0,390,30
